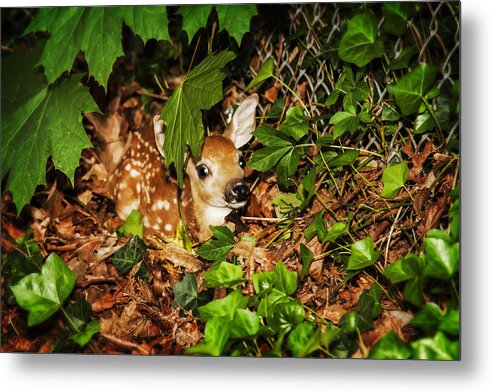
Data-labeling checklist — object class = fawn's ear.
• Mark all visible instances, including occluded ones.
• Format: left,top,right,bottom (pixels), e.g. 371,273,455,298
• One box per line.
224,94,258,149
153,115,166,158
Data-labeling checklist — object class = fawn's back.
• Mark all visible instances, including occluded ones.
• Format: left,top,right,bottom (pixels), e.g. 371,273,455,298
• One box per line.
106,94,259,240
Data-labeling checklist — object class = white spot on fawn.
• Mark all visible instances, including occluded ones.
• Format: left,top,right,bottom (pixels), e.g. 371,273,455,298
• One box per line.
164,224,173,232
125,163,132,171
156,200,170,211
130,169,139,178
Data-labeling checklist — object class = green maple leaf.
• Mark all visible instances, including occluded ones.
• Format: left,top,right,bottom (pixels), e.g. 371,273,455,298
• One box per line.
178,4,257,46
177,5,214,42
1,43,99,211
160,51,236,185
215,5,258,45
25,6,170,88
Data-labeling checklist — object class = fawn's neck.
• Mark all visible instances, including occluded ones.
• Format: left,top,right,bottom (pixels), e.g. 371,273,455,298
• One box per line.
187,183,231,240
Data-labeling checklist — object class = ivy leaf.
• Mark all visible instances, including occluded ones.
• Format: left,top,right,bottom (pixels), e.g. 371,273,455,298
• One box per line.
117,210,144,239
423,230,459,280
71,321,101,348
410,302,444,336
11,253,76,326
388,63,438,115
347,237,381,271
414,110,435,134
287,323,321,358
300,244,315,280
273,261,297,295
186,316,230,356
357,284,382,332
177,5,214,42
324,222,348,243
198,290,249,322
272,301,305,333
112,235,147,275
197,226,236,262
329,111,359,139
411,331,459,360
368,331,412,359
381,161,410,198
160,51,236,186
25,6,170,88
64,298,101,347
338,11,384,67
389,48,416,70
252,271,275,297
215,5,257,45
383,2,412,36
384,254,425,306
384,254,424,283
245,58,275,90
230,309,260,338
203,262,244,288
1,44,98,212
173,273,210,315
279,106,309,141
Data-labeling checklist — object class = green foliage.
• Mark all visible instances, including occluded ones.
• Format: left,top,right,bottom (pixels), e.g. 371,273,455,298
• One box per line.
177,5,214,42
11,253,75,326
25,6,170,88
347,237,381,271
381,161,410,198
117,210,144,239
368,331,412,359
338,11,384,67
203,262,244,288
178,4,257,45
173,273,210,315
383,2,412,36
112,235,148,277
3,230,43,304
423,230,459,280
1,43,98,212
197,226,236,262
160,51,235,186
388,63,438,115
246,58,275,90
64,298,100,347
384,254,425,306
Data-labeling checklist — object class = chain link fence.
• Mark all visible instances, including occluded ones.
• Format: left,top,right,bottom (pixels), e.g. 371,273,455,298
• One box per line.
251,2,460,159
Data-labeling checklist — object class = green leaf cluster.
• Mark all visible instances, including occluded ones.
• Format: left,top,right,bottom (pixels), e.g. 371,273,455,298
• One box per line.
1,43,98,211
178,5,257,46
248,109,310,187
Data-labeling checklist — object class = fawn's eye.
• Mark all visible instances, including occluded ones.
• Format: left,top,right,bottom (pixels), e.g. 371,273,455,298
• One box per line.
238,156,246,168
196,164,209,179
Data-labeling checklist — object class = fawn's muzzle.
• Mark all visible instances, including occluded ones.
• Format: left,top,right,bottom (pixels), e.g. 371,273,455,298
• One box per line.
225,180,250,205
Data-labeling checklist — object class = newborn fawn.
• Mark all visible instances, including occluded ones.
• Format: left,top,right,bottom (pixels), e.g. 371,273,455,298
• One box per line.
108,94,258,241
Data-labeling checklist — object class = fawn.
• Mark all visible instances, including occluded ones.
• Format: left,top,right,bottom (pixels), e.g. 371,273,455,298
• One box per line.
101,94,259,241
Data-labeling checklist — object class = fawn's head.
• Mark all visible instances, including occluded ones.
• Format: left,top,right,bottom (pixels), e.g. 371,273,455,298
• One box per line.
153,94,258,214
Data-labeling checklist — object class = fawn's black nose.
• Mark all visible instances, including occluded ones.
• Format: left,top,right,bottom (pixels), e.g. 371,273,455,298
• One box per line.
225,180,250,204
